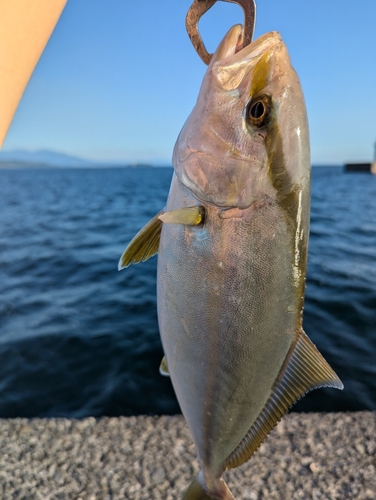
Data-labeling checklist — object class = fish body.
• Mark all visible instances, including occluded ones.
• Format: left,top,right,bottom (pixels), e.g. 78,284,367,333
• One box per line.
120,25,342,500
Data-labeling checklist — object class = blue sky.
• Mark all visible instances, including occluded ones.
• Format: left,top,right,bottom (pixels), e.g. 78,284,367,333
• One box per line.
3,0,376,165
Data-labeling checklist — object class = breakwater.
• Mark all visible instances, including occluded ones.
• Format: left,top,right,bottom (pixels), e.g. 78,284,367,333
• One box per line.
1,412,375,499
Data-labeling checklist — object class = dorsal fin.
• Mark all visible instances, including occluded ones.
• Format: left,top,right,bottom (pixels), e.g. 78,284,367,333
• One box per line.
118,211,163,269
224,330,343,469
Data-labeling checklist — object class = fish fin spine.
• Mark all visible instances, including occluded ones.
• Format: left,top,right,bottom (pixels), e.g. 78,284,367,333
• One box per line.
224,329,343,469
182,476,235,500
118,210,163,269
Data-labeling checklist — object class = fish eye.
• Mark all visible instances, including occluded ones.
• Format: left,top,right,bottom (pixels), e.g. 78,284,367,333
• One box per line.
246,95,272,128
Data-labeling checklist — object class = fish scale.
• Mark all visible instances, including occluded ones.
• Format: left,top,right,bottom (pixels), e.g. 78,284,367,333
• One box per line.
158,173,296,472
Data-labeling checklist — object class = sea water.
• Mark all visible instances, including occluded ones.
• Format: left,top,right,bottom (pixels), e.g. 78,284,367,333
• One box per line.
0,166,375,417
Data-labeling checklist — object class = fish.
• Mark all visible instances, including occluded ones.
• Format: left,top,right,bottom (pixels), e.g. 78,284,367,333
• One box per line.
119,24,343,500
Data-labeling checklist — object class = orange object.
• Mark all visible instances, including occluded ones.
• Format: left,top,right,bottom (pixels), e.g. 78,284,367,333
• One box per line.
0,0,67,147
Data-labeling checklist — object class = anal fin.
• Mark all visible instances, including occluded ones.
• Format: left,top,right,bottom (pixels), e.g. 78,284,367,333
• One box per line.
224,329,343,470
118,211,163,269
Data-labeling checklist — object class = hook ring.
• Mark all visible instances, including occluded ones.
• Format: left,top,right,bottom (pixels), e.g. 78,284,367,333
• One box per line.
186,0,256,65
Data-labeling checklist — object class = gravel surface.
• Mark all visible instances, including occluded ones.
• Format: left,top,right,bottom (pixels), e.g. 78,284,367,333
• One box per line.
0,412,375,500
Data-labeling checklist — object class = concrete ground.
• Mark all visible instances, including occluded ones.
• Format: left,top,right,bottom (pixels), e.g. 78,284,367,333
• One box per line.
0,412,375,500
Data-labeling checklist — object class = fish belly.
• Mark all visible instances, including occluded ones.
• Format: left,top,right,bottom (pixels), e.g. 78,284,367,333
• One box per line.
157,174,302,476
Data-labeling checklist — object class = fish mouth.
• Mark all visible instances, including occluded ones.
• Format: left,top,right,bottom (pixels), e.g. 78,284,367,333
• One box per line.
211,26,282,67
236,30,282,59
210,27,283,92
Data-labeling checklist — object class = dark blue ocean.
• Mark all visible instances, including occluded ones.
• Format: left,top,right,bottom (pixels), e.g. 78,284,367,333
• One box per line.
0,166,375,418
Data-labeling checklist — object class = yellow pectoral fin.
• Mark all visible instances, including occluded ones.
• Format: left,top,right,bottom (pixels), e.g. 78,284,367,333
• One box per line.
0,0,68,146
118,211,163,270
118,206,204,270
158,206,205,225
159,356,169,377
224,330,343,470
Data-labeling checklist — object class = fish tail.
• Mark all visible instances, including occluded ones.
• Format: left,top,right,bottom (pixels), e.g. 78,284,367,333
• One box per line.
182,475,235,500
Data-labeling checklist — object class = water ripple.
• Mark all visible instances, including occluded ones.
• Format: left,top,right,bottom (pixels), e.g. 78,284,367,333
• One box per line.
0,166,375,417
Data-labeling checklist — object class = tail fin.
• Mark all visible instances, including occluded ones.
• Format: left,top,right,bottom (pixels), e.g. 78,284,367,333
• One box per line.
182,477,235,500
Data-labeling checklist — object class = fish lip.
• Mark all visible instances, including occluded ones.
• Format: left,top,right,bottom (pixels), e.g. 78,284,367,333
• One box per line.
238,31,283,59
213,30,282,66
240,31,282,57
210,30,284,93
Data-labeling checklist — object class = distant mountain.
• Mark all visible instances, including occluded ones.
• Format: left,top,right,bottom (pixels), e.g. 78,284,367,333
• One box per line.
0,149,102,168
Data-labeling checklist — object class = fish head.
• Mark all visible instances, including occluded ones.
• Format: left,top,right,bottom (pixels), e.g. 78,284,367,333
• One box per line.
173,26,310,209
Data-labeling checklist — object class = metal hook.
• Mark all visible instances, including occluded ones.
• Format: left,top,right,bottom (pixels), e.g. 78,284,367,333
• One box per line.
186,0,256,65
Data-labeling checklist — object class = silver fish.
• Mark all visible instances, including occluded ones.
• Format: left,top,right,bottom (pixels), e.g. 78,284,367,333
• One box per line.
119,25,343,500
